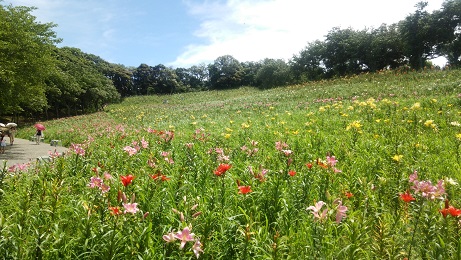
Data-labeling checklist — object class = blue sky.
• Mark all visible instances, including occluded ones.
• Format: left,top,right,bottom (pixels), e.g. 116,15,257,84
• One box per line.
6,0,447,68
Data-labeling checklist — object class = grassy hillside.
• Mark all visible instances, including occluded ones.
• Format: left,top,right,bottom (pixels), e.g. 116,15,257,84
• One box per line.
4,68,461,259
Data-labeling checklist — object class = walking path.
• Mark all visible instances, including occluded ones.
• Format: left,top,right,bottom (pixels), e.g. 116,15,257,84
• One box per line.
0,138,68,168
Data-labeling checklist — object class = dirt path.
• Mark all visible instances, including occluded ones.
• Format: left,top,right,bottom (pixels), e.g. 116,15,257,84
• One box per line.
0,138,68,168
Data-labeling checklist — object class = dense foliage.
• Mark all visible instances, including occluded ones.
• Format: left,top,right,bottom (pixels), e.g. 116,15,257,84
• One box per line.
1,1,460,120
2,69,461,258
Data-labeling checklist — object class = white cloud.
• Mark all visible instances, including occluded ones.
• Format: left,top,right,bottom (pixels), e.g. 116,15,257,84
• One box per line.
6,0,134,63
172,0,446,68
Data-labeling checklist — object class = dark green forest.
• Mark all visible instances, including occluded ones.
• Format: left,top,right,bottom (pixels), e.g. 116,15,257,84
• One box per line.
1,1,460,121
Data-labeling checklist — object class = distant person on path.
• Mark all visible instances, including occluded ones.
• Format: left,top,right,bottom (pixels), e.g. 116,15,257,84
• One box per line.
9,126,16,145
0,136,6,153
36,129,42,145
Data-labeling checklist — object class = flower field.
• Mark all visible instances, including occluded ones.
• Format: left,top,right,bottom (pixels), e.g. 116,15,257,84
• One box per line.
4,69,461,258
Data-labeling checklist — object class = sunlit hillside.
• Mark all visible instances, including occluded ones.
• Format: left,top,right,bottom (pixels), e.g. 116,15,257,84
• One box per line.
5,68,461,259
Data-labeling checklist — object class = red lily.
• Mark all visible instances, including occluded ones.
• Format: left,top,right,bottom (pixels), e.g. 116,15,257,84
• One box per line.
109,206,121,215
120,174,134,187
214,164,232,176
345,192,354,199
151,173,170,181
238,185,252,194
399,191,415,203
440,200,461,218
316,158,328,169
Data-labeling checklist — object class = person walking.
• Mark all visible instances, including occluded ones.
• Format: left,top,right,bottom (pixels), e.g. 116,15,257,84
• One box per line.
9,126,16,145
0,136,6,153
36,129,42,144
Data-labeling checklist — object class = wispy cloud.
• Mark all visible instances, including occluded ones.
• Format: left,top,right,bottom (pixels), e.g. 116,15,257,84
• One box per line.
7,0,141,63
172,0,445,68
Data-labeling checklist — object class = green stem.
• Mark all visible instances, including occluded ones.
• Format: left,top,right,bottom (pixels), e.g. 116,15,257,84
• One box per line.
221,177,226,213
408,199,424,258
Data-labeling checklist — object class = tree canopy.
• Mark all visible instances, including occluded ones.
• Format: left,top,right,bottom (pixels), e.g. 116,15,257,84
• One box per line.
0,4,60,119
1,1,460,121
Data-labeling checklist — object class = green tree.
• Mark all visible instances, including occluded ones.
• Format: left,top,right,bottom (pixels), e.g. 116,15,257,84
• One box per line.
433,0,461,67
208,55,243,89
151,64,180,94
0,4,61,119
323,27,363,77
367,24,405,71
399,2,437,70
290,40,327,81
46,47,120,117
175,65,208,92
240,61,262,87
189,64,209,90
105,64,134,98
255,59,292,89
132,64,155,95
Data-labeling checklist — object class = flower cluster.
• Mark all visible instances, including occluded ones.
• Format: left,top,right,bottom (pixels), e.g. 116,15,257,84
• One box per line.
163,226,203,258
439,200,461,218
8,162,30,173
241,140,259,157
69,143,86,156
309,154,342,173
88,173,112,194
409,171,445,200
208,147,230,162
306,199,348,224
110,190,140,215
248,165,268,182
148,128,175,143
123,138,150,156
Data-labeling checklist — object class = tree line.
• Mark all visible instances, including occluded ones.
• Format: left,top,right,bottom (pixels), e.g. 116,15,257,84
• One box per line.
1,1,460,120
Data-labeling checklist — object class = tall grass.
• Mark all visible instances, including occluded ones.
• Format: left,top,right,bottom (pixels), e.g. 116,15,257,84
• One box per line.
3,68,461,258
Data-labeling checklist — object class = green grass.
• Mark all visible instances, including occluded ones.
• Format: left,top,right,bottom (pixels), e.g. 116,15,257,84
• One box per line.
3,68,461,259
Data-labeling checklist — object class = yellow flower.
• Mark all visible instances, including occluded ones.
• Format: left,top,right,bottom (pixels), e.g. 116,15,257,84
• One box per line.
392,154,403,162
346,121,362,132
381,98,392,104
224,133,231,139
241,123,250,129
456,133,461,141
366,98,376,109
410,102,421,110
424,120,437,130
